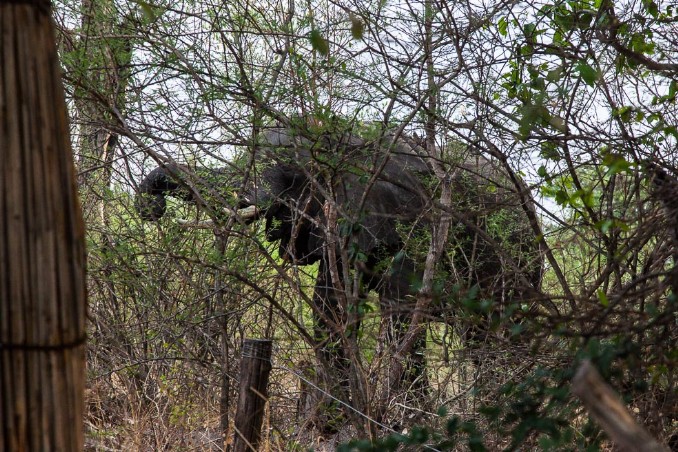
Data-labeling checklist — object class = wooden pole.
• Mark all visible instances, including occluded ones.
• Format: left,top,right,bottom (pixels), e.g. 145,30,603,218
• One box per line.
0,0,88,450
232,339,273,452
572,360,669,452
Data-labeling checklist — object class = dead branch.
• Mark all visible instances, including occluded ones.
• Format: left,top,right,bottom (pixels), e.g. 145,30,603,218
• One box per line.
572,360,669,452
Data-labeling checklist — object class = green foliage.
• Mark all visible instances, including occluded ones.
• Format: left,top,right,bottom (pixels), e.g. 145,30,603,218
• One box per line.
349,14,365,40
575,61,598,86
338,419,486,451
340,333,668,450
131,0,165,22
309,29,330,55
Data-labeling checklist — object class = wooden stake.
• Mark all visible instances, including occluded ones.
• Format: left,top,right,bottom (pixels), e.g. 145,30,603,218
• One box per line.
232,339,273,452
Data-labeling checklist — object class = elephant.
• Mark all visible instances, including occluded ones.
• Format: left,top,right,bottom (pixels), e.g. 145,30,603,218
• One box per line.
135,124,543,402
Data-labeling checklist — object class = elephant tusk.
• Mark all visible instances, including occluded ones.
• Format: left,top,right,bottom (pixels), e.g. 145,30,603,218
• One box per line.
237,205,259,219
176,206,259,229
176,218,215,229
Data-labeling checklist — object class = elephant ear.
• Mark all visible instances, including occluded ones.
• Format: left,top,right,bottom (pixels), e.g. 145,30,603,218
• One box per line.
334,151,431,255
256,161,326,264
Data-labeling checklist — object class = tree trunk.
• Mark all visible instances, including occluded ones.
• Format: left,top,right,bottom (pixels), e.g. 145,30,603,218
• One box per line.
0,1,88,450
74,0,131,189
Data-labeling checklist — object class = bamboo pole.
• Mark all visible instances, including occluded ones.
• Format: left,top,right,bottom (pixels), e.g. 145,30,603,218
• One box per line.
0,0,87,450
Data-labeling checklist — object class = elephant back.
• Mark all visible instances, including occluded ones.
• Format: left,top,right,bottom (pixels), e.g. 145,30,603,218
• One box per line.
446,152,542,292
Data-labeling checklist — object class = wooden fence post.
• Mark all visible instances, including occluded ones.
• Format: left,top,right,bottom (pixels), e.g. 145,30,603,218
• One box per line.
232,339,273,452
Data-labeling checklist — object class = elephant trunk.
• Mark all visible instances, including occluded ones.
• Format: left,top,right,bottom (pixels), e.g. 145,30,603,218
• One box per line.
135,164,183,221
135,164,263,223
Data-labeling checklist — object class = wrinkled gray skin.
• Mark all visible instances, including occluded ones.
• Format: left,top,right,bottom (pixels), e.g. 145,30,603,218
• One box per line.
136,127,541,392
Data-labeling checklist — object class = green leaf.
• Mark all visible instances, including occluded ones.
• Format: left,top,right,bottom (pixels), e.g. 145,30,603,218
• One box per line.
309,29,330,55
657,80,678,103
643,0,659,17
577,11,593,29
518,103,550,139
523,23,537,39
663,125,678,140
529,76,546,90
580,190,594,208
614,106,635,122
349,14,364,40
553,10,576,30
132,0,163,21
549,116,568,133
546,67,563,82
595,219,613,233
576,61,598,86
555,189,569,205
597,290,609,307
602,153,632,174
540,142,560,160
498,17,508,37
537,165,548,178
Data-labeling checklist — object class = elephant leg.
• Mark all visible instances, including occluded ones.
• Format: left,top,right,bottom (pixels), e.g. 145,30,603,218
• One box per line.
312,256,351,391
298,256,358,431
376,254,429,399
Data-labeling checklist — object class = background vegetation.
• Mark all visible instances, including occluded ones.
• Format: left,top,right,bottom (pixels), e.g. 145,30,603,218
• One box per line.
53,0,676,449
